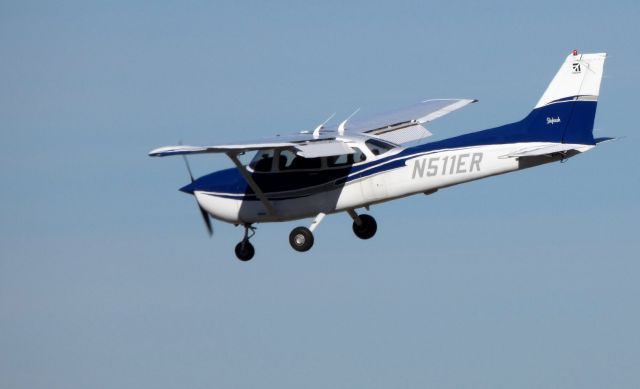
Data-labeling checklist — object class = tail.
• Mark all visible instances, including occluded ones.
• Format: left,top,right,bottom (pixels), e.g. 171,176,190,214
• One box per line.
521,51,607,145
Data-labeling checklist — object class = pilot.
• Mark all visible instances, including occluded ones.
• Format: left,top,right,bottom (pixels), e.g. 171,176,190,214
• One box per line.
254,154,273,172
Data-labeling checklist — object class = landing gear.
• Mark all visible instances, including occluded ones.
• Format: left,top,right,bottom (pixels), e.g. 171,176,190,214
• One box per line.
235,241,255,261
236,210,378,259
288,212,325,253
235,224,256,261
349,210,377,240
289,226,314,252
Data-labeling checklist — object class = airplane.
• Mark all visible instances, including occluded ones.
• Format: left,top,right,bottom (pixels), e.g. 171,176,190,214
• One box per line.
150,50,611,261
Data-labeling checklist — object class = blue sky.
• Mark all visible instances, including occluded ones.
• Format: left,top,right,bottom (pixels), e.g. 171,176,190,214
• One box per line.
1,1,639,388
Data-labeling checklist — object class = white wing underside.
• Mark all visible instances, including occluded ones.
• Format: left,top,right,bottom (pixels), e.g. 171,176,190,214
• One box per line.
149,98,477,158
148,136,354,158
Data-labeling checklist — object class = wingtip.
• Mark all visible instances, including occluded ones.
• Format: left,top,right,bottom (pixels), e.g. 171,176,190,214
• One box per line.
148,146,167,157
148,145,182,157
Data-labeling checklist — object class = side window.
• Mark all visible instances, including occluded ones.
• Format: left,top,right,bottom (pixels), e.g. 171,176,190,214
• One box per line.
250,150,275,172
327,147,367,168
292,157,322,170
352,147,367,163
328,153,352,167
279,150,322,170
365,139,393,156
278,150,297,170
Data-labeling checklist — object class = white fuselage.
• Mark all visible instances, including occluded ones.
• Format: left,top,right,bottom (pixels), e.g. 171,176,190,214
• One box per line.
195,141,593,225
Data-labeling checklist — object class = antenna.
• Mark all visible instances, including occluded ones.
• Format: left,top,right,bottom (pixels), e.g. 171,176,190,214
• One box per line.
338,108,360,136
312,112,336,139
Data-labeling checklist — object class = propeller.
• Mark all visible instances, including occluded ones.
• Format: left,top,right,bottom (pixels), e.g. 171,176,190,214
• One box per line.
181,153,213,237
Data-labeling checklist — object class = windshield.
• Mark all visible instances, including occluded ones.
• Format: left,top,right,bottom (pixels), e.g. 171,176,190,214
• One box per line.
249,149,275,172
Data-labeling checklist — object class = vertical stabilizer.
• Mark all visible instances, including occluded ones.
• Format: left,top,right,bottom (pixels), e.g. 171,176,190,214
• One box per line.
521,51,606,145
535,51,606,108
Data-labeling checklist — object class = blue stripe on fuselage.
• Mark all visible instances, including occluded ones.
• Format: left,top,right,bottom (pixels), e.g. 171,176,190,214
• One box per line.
183,99,597,199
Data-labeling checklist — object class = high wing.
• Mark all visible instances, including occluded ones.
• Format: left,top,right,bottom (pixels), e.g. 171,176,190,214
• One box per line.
341,98,477,144
149,135,353,159
149,141,297,157
149,98,477,158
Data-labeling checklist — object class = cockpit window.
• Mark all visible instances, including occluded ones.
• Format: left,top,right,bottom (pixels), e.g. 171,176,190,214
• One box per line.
249,149,275,172
328,154,349,167
278,150,297,169
278,149,322,171
365,139,394,156
352,147,367,163
327,147,367,167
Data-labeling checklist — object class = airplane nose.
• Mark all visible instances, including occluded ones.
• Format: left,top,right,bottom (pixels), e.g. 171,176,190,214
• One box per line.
179,181,196,194
179,168,240,196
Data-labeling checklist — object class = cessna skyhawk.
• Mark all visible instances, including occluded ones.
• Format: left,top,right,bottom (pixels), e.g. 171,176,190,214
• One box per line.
150,50,611,261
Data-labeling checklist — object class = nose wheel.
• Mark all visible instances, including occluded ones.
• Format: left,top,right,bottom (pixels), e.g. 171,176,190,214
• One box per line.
235,224,256,261
235,241,255,261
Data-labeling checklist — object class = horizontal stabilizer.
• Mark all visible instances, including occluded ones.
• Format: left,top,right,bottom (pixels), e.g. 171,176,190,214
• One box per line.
595,137,616,144
500,143,593,158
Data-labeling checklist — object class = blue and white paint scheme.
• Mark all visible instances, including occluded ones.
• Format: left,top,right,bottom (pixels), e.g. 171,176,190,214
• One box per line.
150,51,611,261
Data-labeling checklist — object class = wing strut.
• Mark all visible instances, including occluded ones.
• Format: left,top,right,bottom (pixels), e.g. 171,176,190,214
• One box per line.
226,152,277,216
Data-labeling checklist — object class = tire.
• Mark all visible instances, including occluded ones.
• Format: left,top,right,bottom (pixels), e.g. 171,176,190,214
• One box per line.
235,241,255,261
289,226,314,252
352,214,377,240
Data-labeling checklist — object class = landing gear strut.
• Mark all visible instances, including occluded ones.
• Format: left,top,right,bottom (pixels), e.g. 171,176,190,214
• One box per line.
235,224,256,261
348,210,377,240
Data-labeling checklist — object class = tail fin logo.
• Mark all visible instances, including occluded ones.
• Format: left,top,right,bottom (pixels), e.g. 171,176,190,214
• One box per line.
572,63,582,73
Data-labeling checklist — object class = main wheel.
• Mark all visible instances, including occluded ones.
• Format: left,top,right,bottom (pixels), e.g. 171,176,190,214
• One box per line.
235,241,255,261
352,214,377,240
289,226,314,252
